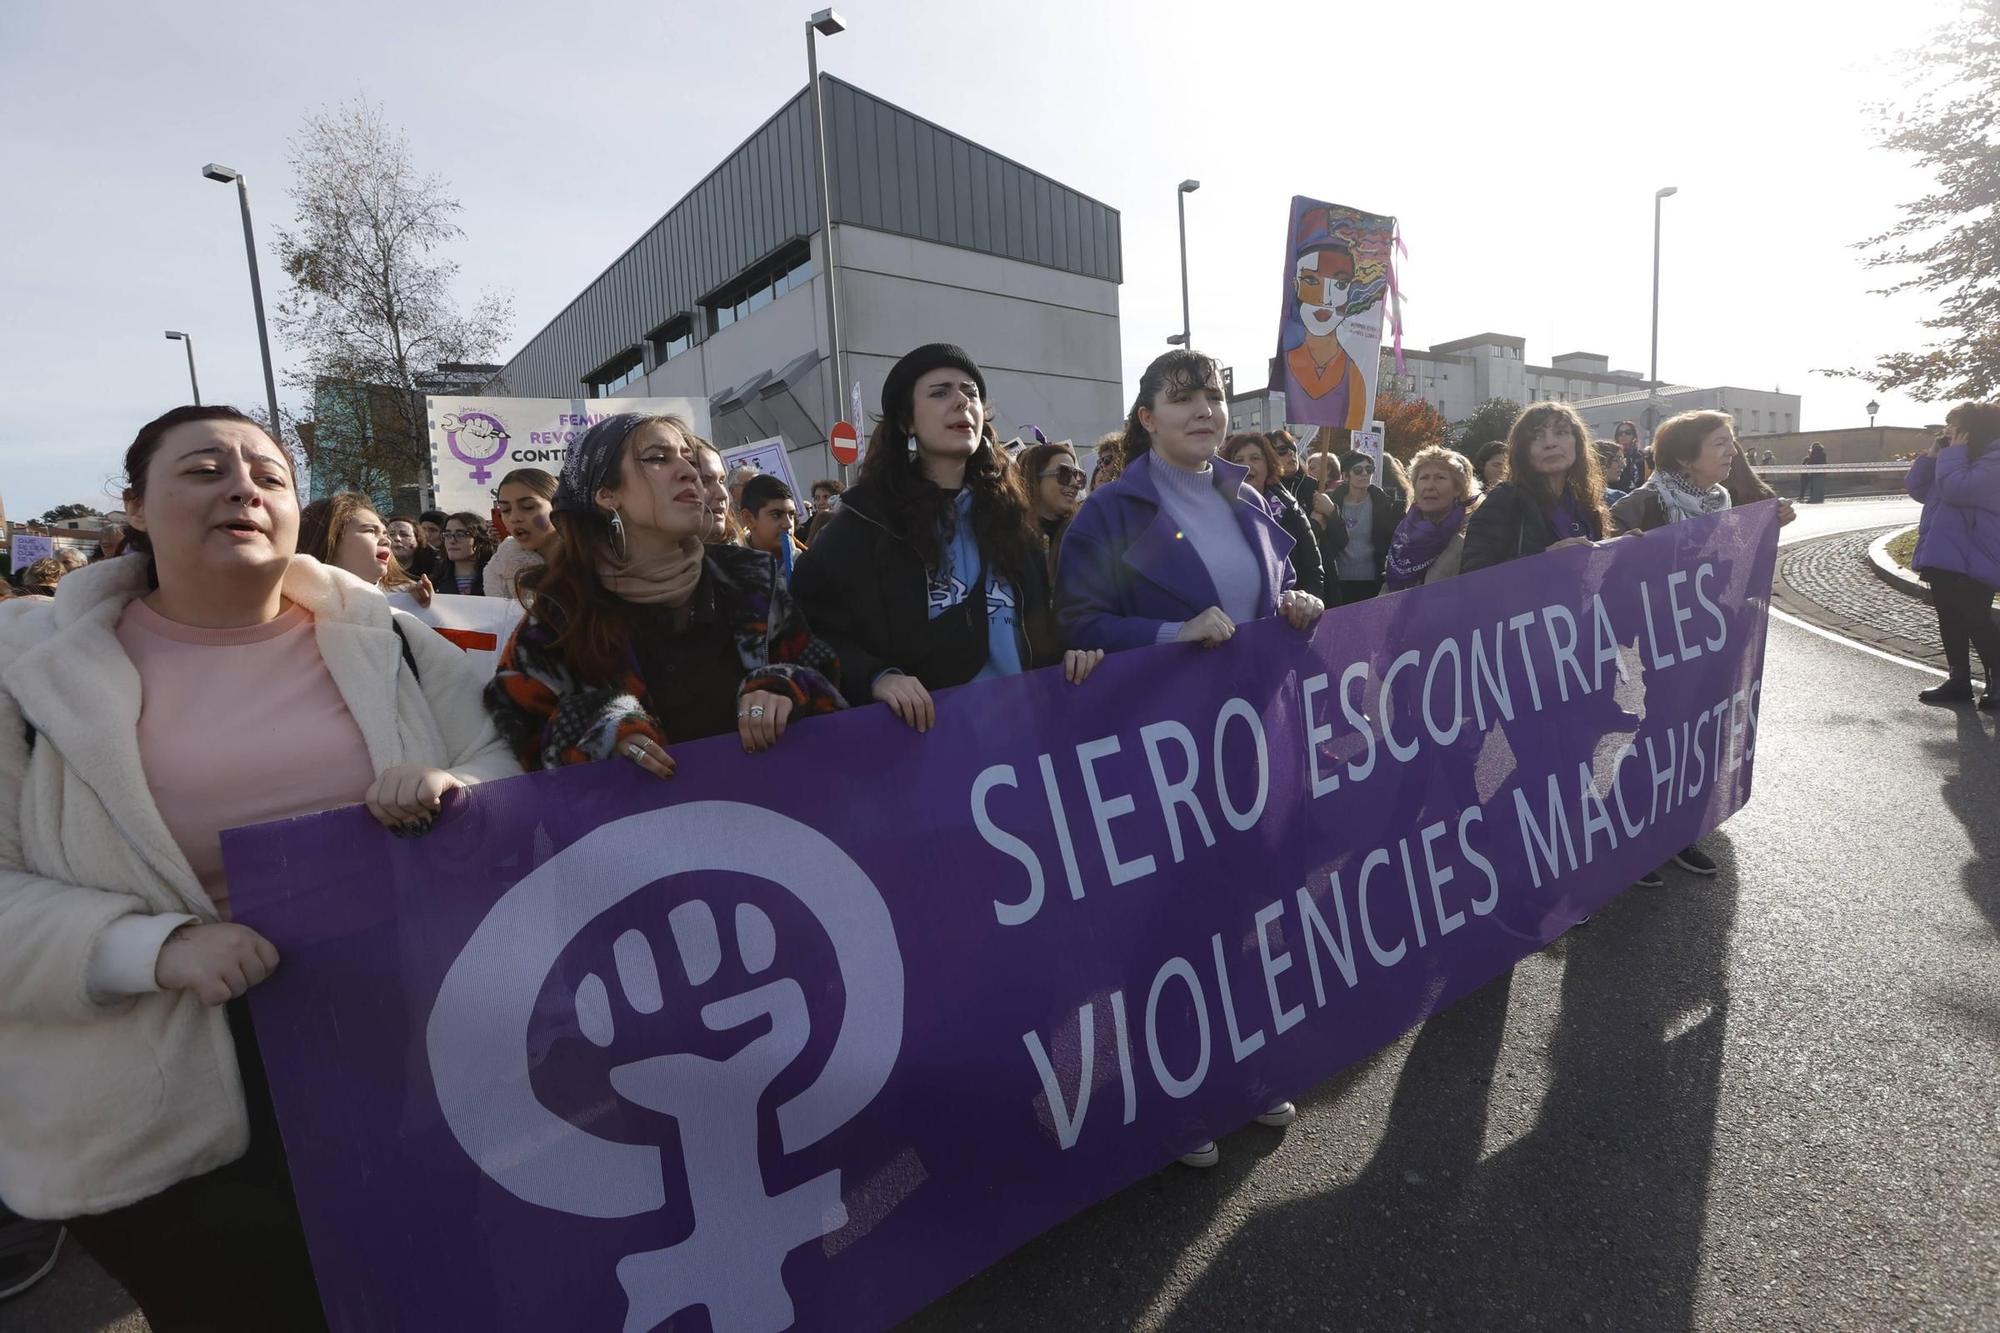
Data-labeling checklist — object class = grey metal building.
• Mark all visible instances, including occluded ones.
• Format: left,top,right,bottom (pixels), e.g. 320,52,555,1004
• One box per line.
492,76,1125,484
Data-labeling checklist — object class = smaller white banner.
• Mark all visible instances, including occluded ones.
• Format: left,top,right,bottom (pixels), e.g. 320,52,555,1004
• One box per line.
386,592,525,680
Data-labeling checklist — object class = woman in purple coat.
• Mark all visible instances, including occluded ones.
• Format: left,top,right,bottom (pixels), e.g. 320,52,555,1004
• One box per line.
1906,400,2000,708
1057,350,1325,656
1053,349,1325,1171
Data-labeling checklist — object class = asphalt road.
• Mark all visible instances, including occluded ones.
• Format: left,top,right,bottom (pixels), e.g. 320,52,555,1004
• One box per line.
11,499,1992,1333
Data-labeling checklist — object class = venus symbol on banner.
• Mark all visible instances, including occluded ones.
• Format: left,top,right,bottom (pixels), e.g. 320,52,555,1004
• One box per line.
424,802,907,1333
440,410,511,485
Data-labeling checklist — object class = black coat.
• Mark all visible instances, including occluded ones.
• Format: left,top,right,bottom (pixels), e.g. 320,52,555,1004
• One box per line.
437,555,491,595
1263,486,1325,600
1459,480,1604,573
1277,471,1320,515
790,479,1060,702
1316,484,1402,580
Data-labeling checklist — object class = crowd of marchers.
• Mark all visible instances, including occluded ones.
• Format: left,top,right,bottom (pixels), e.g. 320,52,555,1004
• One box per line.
3,339,1998,1328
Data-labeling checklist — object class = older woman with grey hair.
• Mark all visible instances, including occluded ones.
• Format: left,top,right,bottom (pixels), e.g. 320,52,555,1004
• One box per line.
1383,445,1481,591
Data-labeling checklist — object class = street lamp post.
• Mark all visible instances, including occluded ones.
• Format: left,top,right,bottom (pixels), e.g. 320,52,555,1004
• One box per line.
806,9,848,479
1176,179,1200,349
202,164,283,444
1866,399,1880,430
1648,184,1678,440
164,330,201,405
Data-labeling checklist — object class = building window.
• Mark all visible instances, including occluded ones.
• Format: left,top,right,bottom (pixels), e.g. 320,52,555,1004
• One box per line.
706,242,814,333
649,316,693,366
589,350,644,398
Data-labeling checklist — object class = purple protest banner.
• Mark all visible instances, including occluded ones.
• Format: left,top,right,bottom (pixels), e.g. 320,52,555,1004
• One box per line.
225,502,1779,1333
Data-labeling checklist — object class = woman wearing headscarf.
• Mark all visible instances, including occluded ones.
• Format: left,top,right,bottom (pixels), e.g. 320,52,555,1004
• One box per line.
485,413,844,774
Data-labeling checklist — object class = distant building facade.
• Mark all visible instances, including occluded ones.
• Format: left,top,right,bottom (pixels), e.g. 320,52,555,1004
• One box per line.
1230,332,1802,445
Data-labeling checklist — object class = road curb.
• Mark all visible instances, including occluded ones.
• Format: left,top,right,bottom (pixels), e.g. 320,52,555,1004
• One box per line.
1864,526,1929,605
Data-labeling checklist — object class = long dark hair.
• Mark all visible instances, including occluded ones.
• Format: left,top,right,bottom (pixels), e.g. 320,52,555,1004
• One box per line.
1947,400,2000,463
1504,403,1611,538
530,415,698,683
858,406,1040,591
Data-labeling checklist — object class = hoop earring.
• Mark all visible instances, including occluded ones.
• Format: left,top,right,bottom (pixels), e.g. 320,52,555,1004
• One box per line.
907,434,920,461
608,509,629,561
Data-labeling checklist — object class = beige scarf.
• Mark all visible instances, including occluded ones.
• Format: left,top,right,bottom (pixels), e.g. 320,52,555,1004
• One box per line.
596,534,705,606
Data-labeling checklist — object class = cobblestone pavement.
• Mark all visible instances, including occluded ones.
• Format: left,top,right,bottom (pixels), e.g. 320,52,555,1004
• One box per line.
1771,522,1948,671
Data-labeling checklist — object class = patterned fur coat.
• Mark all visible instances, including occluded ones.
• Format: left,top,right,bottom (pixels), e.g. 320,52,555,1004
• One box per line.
486,543,845,769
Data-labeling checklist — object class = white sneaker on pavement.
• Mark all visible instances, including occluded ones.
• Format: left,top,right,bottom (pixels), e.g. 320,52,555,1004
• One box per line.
1179,1141,1220,1168
1255,1101,1297,1127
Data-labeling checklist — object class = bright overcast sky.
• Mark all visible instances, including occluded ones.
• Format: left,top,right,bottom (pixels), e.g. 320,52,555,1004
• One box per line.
0,0,1963,519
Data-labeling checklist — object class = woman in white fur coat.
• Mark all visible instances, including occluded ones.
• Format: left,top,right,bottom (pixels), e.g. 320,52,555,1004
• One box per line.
0,405,520,1331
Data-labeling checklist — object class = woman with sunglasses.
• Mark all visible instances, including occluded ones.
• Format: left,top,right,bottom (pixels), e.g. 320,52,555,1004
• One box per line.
1223,431,1325,600
1265,428,1320,514
1019,438,1087,585
1322,453,1404,605
438,512,496,596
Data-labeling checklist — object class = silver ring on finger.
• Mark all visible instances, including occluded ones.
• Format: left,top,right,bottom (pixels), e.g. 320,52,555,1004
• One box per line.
748,705,766,718
626,742,645,759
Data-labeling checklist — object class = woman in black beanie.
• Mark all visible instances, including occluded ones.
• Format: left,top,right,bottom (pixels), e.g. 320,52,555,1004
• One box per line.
791,343,1102,730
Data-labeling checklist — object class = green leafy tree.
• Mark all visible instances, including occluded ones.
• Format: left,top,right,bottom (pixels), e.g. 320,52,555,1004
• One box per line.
1840,0,2000,399
1450,397,1522,452
36,503,99,524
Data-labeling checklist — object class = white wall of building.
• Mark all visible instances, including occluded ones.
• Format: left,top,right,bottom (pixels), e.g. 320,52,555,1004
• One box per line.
613,225,1123,489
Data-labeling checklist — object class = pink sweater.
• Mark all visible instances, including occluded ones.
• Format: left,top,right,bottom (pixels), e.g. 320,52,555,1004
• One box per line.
115,599,377,917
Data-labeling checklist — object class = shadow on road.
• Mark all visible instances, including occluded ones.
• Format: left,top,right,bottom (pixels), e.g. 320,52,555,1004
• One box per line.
1937,710,2000,936
910,841,1741,1333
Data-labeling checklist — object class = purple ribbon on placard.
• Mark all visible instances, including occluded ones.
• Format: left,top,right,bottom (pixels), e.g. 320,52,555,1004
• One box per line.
226,503,1780,1333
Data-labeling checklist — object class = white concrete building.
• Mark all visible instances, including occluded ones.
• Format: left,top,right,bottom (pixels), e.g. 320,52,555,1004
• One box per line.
491,78,1124,488
1230,331,1801,444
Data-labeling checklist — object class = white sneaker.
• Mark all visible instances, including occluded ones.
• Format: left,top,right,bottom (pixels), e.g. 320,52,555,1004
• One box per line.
1179,1141,1220,1168
1255,1101,1297,1127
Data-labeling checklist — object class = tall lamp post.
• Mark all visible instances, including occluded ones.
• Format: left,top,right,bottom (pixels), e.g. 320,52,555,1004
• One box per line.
1648,184,1678,440
164,330,201,405
202,163,283,445
806,9,848,477
1866,399,1880,430
1176,179,1201,349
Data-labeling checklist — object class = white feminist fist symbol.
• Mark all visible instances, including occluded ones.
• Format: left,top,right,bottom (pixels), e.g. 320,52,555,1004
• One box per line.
427,803,905,1333
582,902,843,1332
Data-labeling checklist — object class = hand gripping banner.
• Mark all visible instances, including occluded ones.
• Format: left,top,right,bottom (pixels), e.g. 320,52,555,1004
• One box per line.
225,503,1780,1332
1275,196,1398,433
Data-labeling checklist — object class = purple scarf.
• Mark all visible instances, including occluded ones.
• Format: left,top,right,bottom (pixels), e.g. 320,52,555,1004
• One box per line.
1384,502,1466,591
